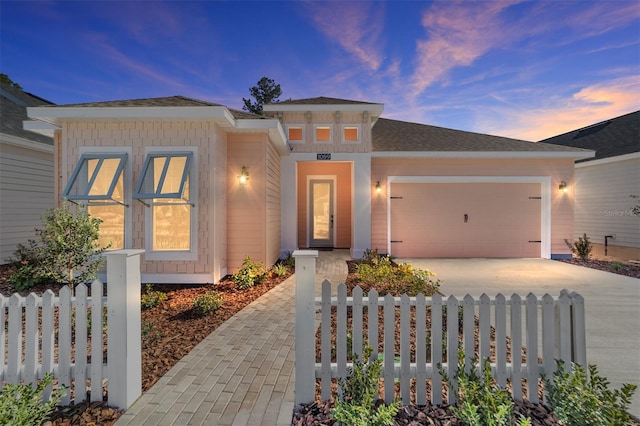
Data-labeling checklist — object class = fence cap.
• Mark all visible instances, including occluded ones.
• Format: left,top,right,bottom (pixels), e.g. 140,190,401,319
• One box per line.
292,250,319,258
104,249,146,258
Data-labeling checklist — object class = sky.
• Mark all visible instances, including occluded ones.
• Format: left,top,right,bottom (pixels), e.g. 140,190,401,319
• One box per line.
1,0,639,141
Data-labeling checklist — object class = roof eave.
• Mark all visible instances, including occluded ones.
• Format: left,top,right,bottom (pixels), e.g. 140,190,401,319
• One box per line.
263,102,384,116
371,150,596,159
26,105,237,127
234,119,289,155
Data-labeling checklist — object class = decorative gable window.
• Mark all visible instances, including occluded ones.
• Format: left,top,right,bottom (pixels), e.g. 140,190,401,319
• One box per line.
63,152,128,250
287,125,305,143
342,125,360,144
134,150,197,259
314,125,333,144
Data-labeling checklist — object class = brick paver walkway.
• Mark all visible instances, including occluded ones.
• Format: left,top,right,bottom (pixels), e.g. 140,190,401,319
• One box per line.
116,250,350,426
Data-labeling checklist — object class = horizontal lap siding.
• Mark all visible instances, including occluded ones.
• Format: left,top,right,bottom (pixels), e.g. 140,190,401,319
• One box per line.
266,141,281,266
62,121,219,279
227,135,267,273
0,143,54,262
371,158,575,256
575,157,640,249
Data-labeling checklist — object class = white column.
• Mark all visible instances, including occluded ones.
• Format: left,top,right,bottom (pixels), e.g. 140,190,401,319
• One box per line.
106,249,144,409
294,249,318,405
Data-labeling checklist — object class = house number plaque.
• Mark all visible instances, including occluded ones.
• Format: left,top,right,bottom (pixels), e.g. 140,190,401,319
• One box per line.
317,153,331,160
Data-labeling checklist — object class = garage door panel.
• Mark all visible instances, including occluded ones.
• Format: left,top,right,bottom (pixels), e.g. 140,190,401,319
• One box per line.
390,183,541,258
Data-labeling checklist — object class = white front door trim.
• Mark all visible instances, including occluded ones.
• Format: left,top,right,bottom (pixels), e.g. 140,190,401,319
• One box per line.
386,176,551,258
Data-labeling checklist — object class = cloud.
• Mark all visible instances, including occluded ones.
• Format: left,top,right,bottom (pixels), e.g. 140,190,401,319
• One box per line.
302,1,385,71
482,75,640,141
411,1,520,93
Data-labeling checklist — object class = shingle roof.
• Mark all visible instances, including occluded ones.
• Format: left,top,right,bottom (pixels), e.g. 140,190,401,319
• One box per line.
0,83,54,145
372,117,591,153
56,95,263,120
538,111,639,162
273,96,379,106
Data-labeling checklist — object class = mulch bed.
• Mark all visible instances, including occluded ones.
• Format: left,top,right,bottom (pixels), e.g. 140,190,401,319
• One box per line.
557,257,640,278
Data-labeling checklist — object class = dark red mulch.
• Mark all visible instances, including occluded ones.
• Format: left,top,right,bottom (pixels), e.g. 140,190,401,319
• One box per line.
292,399,562,425
557,257,640,278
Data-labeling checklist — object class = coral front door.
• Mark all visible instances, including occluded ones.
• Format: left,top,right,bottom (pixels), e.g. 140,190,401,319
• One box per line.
309,179,334,248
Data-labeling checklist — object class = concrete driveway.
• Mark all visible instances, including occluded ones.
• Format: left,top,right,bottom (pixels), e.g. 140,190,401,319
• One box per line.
397,258,640,418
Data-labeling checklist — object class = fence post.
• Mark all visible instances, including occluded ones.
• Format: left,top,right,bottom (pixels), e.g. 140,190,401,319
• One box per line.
293,249,318,406
106,249,144,409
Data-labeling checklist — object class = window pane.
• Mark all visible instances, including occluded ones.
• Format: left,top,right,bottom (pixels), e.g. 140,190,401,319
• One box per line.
316,126,331,141
161,156,187,195
88,204,125,250
153,203,191,251
64,154,126,200
343,127,359,141
288,127,303,141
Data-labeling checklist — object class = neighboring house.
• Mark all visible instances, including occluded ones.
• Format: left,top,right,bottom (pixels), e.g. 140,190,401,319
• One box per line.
24,96,593,283
0,84,54,263
539,111,640,261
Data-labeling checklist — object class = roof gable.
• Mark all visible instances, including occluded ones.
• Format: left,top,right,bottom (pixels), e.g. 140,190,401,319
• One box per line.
272,96,379,106
538,111,639,161
0,83,54,145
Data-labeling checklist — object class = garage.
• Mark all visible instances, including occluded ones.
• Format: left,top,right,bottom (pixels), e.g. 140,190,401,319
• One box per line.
389,182,542,258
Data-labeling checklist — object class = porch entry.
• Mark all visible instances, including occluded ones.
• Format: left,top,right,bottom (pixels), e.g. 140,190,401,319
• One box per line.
309,179,334,248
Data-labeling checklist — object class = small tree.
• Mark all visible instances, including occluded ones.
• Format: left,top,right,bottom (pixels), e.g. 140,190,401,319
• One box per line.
8,202,110,289
242,76,282,115
565,233,592,261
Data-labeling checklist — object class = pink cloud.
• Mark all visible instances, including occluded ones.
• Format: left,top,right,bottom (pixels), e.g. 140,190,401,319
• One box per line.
411,1,520,93
484,76,640,141
302,1,385,71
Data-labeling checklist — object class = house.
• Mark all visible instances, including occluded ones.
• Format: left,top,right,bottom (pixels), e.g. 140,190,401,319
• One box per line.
24,96,593,283
539,111,639,261
0,83,54,263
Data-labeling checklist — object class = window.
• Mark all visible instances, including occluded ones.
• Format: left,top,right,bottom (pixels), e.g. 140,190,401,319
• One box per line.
314,125,333,143
342,125,360,143
63,153,127,250
134,151,197,258
287,125,305,143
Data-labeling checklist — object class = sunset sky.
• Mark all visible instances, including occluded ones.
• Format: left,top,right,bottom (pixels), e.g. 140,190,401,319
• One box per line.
1,0,639,141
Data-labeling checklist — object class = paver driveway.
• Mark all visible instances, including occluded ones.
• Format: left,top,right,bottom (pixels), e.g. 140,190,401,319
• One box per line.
397,258,640,418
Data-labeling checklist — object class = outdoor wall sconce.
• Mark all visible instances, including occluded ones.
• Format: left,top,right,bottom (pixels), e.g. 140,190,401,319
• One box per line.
375,181,382,193
239,166,249,185
559,180,568,193
305,111,312,123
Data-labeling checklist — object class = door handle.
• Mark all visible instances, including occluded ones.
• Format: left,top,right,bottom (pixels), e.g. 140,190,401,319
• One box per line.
330,214,334,228
464,214,468,223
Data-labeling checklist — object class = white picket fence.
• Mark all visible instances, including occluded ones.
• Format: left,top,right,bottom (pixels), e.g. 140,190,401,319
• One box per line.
0,250,144,409
293,251,587,406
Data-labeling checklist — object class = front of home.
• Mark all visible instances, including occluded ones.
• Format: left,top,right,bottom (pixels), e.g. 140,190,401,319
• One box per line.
25,96,593,283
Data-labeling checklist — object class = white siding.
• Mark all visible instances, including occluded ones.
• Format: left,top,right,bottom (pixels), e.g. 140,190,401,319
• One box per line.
0,140,54,263
574,155,640,249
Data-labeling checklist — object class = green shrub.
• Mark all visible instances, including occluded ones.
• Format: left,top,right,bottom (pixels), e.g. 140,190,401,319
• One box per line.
272,263,289,277
356,256,440,296
361,248,380,262
7,203,110,290
332,346,400,426
141,284,167,309
543,360,637,426
141,320,163,347
439,350,517,426
0,373,66,426
193,291,224,315
232,256,266,290
280,251,295,268
564,233,592,261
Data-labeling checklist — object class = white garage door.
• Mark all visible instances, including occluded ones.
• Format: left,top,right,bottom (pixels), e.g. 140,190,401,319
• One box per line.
390,183,542,258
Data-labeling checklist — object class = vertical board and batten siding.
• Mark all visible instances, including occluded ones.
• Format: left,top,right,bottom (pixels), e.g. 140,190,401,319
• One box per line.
61,120,223,280
296,161,352,248
0,142,54,262
575,156,640,251
371,158,575,257
282,111,371,154
312,281,586,405
265,139,282,266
